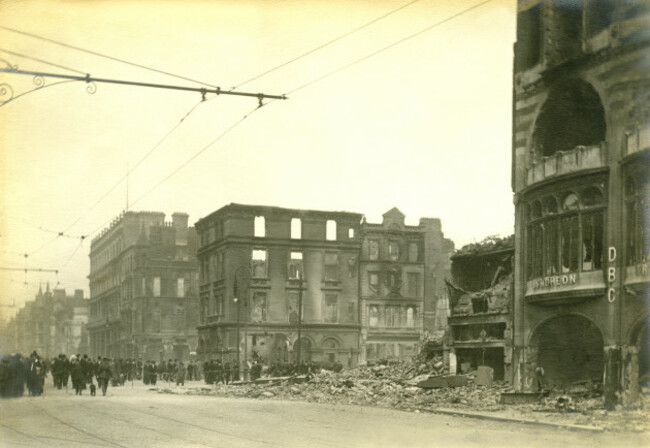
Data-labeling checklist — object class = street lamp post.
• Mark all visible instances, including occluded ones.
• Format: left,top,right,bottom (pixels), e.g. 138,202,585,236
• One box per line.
233,266,251,381
233,296,240,381
296,271,304,368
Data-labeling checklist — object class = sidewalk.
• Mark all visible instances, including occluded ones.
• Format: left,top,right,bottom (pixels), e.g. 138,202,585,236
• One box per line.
421,407,605,432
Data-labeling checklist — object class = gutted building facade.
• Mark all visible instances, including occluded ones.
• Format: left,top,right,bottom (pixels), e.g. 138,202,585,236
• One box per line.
88,211,199,361
359,208,453,363
512,1,650,407
446,236,513,381
195,204,363,373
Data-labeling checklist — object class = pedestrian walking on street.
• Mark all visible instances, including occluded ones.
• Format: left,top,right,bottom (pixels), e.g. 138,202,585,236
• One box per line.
71,358,85,396
97,358,112,396
175,361,186,386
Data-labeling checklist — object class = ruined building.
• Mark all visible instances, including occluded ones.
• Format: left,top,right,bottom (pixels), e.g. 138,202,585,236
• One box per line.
359,208,453,364
88,211,199,361
2,285,89,357
195,204,363,373
446,236,513,381
194,204,453,373
511,1,650,406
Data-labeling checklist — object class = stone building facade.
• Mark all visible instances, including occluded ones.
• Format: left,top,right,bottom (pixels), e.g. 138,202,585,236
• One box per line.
1,285,89,357
359,208,453,363
511,1,650,407
87,211,199,361
195,204,363,374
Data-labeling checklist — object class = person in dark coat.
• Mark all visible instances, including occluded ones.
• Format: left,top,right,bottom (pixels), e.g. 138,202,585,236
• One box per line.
175,362,186,386
151,361,158,385
71,358,86,395
96,358,112,396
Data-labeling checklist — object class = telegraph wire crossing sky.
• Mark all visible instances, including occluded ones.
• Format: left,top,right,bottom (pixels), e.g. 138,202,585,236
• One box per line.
0,0,515,317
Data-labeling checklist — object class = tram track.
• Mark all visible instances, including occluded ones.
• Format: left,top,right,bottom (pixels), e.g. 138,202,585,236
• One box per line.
27,399,128,448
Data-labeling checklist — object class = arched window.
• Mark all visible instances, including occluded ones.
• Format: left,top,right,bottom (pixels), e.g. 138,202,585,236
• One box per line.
581,187,604,207
533,79,606,157
562,193,579,211
527,185,605,280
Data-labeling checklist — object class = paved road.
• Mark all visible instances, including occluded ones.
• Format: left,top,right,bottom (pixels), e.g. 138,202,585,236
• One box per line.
1,381,648,448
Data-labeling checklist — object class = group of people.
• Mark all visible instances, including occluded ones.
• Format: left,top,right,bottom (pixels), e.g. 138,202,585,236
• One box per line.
1,350,351,399
0,351,46,398
142,359,202,386
49,353,114,396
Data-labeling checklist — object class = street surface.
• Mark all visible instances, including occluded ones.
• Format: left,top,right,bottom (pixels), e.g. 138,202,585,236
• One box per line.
1,380,648,448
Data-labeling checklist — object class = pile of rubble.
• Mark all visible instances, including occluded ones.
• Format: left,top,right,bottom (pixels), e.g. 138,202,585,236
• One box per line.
151,362,650,432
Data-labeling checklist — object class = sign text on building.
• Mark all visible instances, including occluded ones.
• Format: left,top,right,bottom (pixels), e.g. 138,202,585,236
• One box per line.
532,273,577,289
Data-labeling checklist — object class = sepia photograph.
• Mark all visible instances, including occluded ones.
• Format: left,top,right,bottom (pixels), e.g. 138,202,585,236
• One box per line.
0,0,649,447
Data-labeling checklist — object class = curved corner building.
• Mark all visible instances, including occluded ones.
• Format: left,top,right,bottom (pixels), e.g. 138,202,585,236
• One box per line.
511,1,650,407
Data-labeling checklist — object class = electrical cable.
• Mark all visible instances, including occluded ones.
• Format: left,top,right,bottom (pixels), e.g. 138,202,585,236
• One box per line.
26,235,60,258
87,102,264,238
0,25,219,88
62,98,206,234
0,48,86,74
286,0,493,95
59,239,85,270
234,0,422,89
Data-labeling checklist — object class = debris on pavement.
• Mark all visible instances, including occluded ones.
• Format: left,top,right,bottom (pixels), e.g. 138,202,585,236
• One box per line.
151,361,650,433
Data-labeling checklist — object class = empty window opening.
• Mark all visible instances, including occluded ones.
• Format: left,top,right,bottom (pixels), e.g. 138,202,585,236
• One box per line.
252,249,267,278
251,292,267,322
533,79,606,157
326,220,337,240
324,252,339,281
254,216,265,237
291,218,302,239
369,306,379,327
288,251,303,279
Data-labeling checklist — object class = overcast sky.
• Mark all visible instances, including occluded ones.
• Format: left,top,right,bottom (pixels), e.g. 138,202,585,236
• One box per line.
0,0,516,317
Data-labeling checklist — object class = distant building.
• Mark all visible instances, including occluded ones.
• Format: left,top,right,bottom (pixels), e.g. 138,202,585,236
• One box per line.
195,204,363,372
359,208,453,363
446,236,513,381
511,1,650,407
1,285,89,357
87,211,199,361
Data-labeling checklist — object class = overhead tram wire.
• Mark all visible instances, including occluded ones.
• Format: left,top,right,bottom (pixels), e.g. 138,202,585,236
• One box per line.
233,0,422,89
0,48,86,74
62,98,207,234
82,1,490,241
0,0,419,244
285,0,494,96
86,102,265,239
0,25,219,88
58,238,85,270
